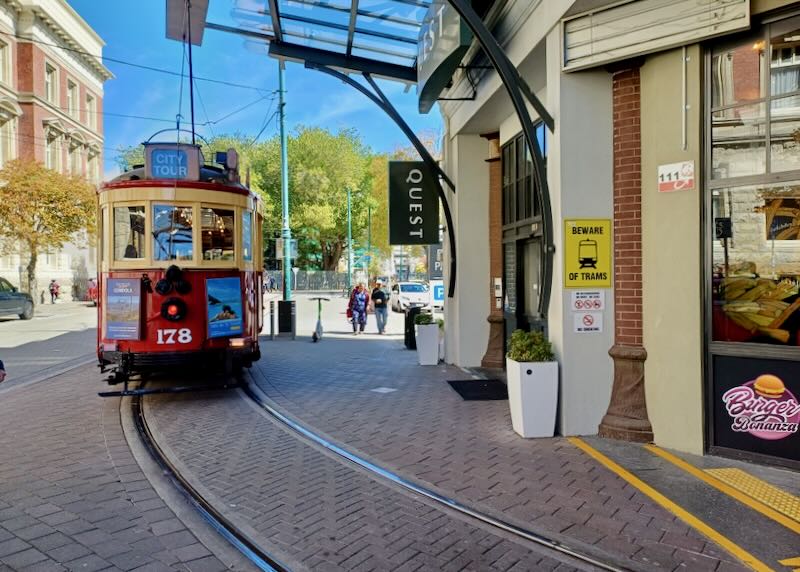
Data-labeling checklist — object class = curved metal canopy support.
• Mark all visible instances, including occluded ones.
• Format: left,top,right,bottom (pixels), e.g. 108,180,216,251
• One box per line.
446,0,555,325
305,62,458,298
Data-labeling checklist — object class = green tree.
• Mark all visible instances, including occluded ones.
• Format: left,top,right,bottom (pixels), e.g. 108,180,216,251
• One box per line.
252,126,373,270
0,159,96,296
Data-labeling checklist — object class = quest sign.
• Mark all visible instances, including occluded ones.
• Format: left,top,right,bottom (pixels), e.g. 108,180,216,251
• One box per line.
417,1,471,114
388,161,439,245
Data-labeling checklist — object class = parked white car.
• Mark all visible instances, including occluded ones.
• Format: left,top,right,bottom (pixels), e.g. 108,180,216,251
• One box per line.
390,282,430,312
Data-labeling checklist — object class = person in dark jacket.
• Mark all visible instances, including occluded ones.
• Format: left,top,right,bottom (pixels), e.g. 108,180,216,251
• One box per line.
0,359,6,383
371,280,388,334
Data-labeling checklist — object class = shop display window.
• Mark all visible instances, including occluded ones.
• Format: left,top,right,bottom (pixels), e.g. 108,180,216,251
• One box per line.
152,205,193,261
712,183,800,345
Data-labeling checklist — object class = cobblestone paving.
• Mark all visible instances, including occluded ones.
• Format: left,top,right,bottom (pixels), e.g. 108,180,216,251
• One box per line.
250,334,749,572
145,389,594,572
0,365,233,572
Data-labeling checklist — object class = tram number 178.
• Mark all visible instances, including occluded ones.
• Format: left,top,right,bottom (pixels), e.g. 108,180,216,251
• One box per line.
156,328,193,344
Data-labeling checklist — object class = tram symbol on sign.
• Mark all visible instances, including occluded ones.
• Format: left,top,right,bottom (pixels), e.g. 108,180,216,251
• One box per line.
582,314,594,327
578,240,598,269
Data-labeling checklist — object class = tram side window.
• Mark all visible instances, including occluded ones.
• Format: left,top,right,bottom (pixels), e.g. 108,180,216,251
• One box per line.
114,206,145,260
153,205,193,261
242,211,252,262
202,207,235,261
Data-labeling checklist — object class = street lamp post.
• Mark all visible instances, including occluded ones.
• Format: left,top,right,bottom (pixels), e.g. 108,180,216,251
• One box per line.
279,60,292,302
346,187,352,292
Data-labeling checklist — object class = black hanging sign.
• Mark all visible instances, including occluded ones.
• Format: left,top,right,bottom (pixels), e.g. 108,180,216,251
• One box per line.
388,161,439,245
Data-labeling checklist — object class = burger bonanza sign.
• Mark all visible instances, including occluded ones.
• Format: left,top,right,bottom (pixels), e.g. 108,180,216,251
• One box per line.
714,356,800,463
722,375,800,440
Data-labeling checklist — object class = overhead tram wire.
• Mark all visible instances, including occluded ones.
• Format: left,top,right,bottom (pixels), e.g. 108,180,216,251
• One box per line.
0,29,272,94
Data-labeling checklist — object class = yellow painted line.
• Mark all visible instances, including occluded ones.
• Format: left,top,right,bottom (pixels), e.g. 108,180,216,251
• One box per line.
704,468,800,525
778,556,800,571
568,437,773,572
645,445,800,536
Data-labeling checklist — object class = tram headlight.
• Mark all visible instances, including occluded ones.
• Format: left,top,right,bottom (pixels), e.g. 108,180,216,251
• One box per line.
174,279,192,295
155,279,172,295
161,297,187,321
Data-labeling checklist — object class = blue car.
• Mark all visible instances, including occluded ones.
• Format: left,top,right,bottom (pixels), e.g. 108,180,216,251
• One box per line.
0,277,34,320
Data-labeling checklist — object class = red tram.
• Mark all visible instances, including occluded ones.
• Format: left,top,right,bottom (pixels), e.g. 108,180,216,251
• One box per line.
96,142,263,385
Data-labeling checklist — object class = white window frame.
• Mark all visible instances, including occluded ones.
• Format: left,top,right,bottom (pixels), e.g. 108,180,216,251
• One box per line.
66,79,77,118
0,40,9,85
85,93,96,130
45,129,61,171
44,62,58,104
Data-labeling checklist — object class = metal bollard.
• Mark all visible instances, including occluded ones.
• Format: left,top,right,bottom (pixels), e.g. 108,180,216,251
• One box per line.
269,300,275,340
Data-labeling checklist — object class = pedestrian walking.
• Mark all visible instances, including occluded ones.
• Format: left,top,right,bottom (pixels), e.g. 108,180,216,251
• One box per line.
48,279,60,304
0,359,6,383
372,280,388,334
348,283,369,335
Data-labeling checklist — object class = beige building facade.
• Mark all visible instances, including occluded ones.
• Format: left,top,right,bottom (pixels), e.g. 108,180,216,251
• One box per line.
436,0,800,468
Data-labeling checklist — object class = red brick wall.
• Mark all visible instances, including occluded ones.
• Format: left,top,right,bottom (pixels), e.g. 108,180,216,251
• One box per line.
613,67,642,347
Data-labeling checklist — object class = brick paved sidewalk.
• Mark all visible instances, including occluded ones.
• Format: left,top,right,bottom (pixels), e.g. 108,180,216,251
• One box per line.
250,334,750,572
144,387,593,572
0,365,250,572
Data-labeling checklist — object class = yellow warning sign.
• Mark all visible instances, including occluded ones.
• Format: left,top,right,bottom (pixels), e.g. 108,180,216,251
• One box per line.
564,219,612,288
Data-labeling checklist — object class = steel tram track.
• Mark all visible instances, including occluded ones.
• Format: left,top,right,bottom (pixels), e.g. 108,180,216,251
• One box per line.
133,377,630,572
240,381,631,572
130,389,290,572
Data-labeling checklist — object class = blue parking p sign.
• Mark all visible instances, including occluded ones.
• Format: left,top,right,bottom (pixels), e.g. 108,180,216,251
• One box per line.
433,284,444,302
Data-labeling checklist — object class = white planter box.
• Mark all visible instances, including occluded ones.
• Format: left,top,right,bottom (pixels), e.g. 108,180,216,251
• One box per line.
415,324,439,365
506,358,558,438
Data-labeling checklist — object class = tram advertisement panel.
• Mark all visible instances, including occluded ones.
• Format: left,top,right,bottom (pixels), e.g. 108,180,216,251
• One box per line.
105,278,142,340
712,355,800,463
207,277,244,338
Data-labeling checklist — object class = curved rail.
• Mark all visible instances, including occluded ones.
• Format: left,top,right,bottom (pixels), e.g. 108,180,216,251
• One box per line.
131,392,290,572
242,382,630,572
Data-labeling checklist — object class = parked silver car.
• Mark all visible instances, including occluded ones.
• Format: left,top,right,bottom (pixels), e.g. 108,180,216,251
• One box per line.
390,281,430,312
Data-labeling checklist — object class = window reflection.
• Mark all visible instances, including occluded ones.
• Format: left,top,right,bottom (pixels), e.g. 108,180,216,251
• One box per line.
242,211,252,262
114,206,145,260
711,39,765,108
202,207,234,261
712,183,800,345
711,103,766,179
153,205,193,261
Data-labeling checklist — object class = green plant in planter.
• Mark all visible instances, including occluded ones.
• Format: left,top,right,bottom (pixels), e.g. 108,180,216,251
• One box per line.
436,318,444,331
506,329,554,362
414,312,434,325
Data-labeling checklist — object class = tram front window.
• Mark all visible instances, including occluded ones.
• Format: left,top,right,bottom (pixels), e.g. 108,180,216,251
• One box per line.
153,205,193,261
202,207,234,261
114,206,145,260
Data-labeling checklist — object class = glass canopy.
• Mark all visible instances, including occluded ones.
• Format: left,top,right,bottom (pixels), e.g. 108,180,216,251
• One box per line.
226,0,430,79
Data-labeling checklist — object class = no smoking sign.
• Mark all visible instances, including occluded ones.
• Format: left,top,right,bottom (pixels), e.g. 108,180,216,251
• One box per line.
574,312,603,333
571,291,605,312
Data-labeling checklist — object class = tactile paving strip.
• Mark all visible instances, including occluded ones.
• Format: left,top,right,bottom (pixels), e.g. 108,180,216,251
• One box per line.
706,468,800,523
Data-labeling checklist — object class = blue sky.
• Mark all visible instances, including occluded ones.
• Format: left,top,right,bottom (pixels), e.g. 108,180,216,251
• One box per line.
68,0,442,177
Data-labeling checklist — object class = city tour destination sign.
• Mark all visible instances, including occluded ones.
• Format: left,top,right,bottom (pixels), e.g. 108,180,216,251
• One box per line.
563,219,612,288
144,143,201,180
388,161,439,245
417,0,471,114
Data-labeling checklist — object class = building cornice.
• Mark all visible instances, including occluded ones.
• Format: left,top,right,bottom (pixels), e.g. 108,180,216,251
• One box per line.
20,5,113,81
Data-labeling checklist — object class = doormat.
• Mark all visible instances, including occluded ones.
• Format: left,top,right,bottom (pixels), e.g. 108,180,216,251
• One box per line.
447,379,507,400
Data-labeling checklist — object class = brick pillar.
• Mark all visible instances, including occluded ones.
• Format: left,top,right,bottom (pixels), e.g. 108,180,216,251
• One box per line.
598,65,654,442
481,132,504,369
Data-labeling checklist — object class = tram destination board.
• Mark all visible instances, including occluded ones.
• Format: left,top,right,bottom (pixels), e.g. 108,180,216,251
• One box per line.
388,161,439,245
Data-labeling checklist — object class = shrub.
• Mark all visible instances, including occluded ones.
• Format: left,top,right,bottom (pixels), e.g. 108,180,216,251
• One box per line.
436,318,444,331
414,312,434,325
506,329,554,362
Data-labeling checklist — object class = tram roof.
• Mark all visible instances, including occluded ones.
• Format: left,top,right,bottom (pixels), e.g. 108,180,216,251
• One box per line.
106,165,249,192
168,0,439,82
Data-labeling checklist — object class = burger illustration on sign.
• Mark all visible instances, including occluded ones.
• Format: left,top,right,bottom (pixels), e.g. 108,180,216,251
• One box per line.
722,374,800,441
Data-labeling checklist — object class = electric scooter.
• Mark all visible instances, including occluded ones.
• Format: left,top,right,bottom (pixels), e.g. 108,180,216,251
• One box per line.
309,296,330,342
